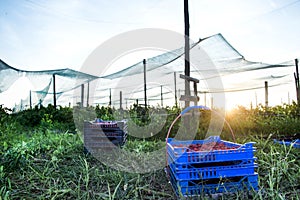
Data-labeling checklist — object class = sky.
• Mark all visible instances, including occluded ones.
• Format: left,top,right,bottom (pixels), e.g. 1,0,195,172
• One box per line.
0,0,300,110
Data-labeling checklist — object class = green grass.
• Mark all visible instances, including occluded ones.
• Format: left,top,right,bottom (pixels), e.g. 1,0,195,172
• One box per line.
0,131,175,200
1,129,299,200
241,135,300,200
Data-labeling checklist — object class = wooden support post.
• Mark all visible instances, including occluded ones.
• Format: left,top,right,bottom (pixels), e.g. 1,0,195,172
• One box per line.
294,59,300,106
120,91,123,110
87,82,90,107
143,59,147,108
294,73,298,103
174,72,178,107
29,90,32,109
161,85,163,107
204,92,207,107
255,92,258,108
184,0,190,108
179,74,199,105
53,74,56,109
109,88,112,106
193,82,198,105
180,74,199,83
81,84,84,108
265,81,268,107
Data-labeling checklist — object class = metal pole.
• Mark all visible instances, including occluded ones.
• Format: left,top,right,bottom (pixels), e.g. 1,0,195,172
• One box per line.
81,84,84,108
295,59,300,106
87,82,90,107
29,90,32,109
255,92,258,108
174,72,178,107
294,72,298,102
184,0,190,108
193,82,198,106
161,85,163,107
143,59,147,108
109,88,112,106
120,91,123,110
53,74,56,109
204,92,207,107
265,81,268,107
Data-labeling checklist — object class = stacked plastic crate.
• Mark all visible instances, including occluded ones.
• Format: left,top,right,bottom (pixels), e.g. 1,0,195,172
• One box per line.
273,139,300,148
166,136,258,196
84,119,127,151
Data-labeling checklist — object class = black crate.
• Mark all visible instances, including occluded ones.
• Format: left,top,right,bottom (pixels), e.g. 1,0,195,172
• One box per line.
84,120,127,151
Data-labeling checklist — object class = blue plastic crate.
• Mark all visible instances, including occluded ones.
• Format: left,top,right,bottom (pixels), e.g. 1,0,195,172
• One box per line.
167,137,256,164
167,167,258,196
168,168,258,188
168,158,257,180
273,139,300,148
168,152,257,170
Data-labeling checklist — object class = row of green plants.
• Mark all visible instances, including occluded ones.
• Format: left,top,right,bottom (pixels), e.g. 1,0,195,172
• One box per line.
224,103,300,139
1,102,300,141
0,104,75,134
124,102,300,141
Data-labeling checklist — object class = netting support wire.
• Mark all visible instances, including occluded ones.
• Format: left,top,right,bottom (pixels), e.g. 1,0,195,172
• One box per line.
161,85,163,107
53,74,56,109
174,72,178,107
294,58,300,106
265,81,269,108
184,0,191,108
143,59,147,108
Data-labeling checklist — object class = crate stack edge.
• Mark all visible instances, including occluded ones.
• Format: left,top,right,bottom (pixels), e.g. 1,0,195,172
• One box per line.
84,119,128,152
166,136,258,196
